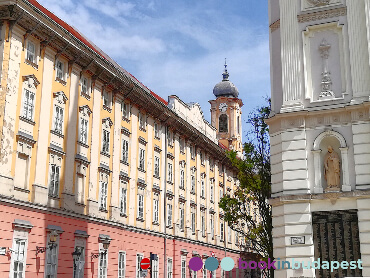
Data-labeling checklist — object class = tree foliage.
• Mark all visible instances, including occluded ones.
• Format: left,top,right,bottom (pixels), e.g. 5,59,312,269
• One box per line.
219,101,273,268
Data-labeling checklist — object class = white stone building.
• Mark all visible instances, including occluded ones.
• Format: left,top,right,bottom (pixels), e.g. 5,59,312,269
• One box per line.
267,0,370,277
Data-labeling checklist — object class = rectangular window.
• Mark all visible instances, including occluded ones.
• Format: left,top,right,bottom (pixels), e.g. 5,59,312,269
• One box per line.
220,222,224,242
102,130,110,154
210,158,214,171
53,106,64,134
190,145,195,159
118,251,126,278
154,157,160,177
167,204,172,227
11,239,26,278
103,91,110,107
56,60,64,80
167,163,173,183
81,76,88,94
26,41,35,63
180,206,184,231
167,129,173,146
79,118,88,144
136,254,143,278
181,258,186,278
137,194,144,219
167,258,173,278
120,187,127,215
191,175,195,193
139,112,146,130
220,189,223,201
122,102,129,120
201,180,205,198
45,236,58,278
200,152,204,165
228,226,232,243
180,170,185,189
192,271,198,278
235,231,239,244
122,139,129,163
73,246,85,278
22,89,35,120
153,199,159,223
99,180,108,210
191,211,196,234
201,212,205,237
154,122,160,138
98,251,107,278
139,149,145,171
180,138,185,153
152,257,159,278
48,164,60,197
203,264,207,278
210,214,214,239
210,184,214,202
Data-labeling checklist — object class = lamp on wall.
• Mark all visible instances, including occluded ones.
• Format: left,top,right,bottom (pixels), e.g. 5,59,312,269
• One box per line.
36,230,58,256
91,242,110,260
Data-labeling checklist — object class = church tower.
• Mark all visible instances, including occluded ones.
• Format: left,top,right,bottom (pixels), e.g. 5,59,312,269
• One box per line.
209,61,243,157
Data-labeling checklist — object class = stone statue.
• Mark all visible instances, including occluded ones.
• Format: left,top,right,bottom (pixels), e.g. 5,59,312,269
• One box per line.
324,145,340,189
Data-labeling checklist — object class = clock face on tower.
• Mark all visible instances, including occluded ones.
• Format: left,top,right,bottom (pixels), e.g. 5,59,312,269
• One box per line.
219,103,228,112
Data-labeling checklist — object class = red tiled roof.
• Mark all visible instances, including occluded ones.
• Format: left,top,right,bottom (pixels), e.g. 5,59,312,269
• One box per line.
28,0,168,105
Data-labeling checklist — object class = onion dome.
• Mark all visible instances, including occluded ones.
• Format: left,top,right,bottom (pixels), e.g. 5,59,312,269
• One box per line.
213,59,239,98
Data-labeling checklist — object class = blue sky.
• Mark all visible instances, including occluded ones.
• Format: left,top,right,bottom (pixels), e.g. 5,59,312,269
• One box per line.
38,0,270,141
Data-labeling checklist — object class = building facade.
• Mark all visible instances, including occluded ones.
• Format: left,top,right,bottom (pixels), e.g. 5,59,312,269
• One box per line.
0,0,248,277
267,0,370,277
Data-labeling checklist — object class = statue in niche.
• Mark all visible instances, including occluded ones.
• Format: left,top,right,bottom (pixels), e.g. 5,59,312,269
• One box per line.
324,145,341,190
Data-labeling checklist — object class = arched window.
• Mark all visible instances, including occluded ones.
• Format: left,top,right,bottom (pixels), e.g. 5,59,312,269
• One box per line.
237,116,240,134
219,114,228,133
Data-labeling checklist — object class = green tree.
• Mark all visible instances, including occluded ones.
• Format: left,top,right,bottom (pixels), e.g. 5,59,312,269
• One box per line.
219,101,273,276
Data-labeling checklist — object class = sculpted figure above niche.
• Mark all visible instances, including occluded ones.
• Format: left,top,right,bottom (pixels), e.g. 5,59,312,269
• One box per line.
307,0,331,6
324,145,341,191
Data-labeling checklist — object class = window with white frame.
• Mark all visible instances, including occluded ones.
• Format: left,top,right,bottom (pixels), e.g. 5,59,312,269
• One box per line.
118,251,126,278
203,262,207,278
210,183,214,202
192,270,198,278
154,156,160,177
98,251,107,278
180,170,185,189
210,214,214,239
167,203,172,227
137,193,144,219
55,60,64,80
191,210,196,234
152,257,159,278
180,205,184,231
235,231,239,244
228,226,232,243
103,91,110,108
190,145,195,159
139,111,146,130
81,76,89,95
167,163,173,183
22,89,35,120
220,222,224,242
122,139,129,163
200,151,204,165
120,186,127,216
99,179,108,211
219,189,223,201
11,239,27,278
102,129,110,154
180,138,185,153
26,41,36,63
201,180,205,198
136,254,143,278
153,199,159,223
210,158,214,171
53,105,64,134
211,270,216,278
79,118,88,144
73,245,85,278
201,212,205,237
167,129,173,147
167,258,173,278
139,148,145,171
191,175,195,193
122,101,130,120
154,122,160,139
48,163,60,197
181,257,186,278
45,233,59,278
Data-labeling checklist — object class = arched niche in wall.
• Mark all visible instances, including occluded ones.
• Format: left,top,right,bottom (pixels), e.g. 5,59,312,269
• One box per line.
312,130,350,193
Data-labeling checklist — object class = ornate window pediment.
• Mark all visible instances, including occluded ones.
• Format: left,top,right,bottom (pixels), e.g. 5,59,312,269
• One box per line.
22,74,40,89
102,117,113,128
79,105,92,117
53,91,68,104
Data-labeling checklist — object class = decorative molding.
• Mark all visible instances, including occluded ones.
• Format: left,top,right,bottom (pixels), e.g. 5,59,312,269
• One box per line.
167,152,174,160
79,105,92,117
179,160,186,168
191,166,197,173
137,179,147,189
319,39,334,98
200,172,206,179
121,127,131,136
102,117,113,128
306,0,330,6
154,145,162,153
119,171,130,181
298,7,347,23
53,91,68,104
138,136,147,145
269,19,280,32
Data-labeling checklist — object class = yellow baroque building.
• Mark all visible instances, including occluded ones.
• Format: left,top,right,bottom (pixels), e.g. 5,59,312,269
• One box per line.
0,0,252,277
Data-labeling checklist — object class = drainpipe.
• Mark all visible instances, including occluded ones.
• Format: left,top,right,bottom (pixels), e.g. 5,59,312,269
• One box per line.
164,125,168,278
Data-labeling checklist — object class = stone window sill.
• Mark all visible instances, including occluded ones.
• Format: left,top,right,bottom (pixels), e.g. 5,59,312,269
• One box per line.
25,58,39,69
81,91,91,100
56,77,67,86
100,151,110,158
19,116,35,125
50,129,64,138
77,141,89,148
